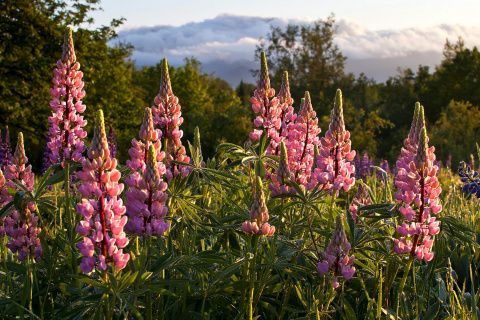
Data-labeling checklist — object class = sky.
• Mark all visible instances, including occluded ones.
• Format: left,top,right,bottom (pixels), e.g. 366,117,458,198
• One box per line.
88,0,480,86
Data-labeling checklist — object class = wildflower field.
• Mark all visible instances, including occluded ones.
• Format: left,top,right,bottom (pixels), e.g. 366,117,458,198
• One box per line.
1,26,480,320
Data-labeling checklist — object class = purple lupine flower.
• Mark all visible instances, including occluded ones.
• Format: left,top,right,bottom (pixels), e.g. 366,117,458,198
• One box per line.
41,133,55,174
377,159,391,181
3,133,42,262
76,110,129,273
285,92,321,186
308,89,355,194
107,124,117,159
151,58,191,180
350,184,371,222
356,150,372,179
125,108,169,237
0,126,12,172
317,215,356,288
393,105,442,261
0,168,12,237
243,176,275,236
48,27,87,166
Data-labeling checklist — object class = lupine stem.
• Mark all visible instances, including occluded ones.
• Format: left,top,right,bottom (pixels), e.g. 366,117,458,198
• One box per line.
247,235,259,320
395,256,413,319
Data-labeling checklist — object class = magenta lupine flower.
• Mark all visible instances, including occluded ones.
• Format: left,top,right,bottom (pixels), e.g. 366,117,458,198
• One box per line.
284,92,321,186
48,27,87,165
350,184,371,222
309,89,355,194
0,126,12,171
0,168,12,237
249,52,280,143
269,141,295,196
107,124,117,159
151,58,191,180
243,176,275,236
317,215,355,288
76,110,129,273
125,108,169,237
41,133,55,174
393,105,442,262
3,133,42,262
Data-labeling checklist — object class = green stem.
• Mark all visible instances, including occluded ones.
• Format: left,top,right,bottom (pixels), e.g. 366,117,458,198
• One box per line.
328,191,336,229
64,163,71,235
247,235,259,320
395,256,413,319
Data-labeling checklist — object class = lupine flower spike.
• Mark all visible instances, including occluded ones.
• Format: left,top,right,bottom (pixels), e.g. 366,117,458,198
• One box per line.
0,126,12,171
378,159,391,181
269,141,295,196
249,52,279,143
0,168,10,237
3,133,42,261
350,184,371,222
394,109,442,261
309,89,355,194
317,215,355,288
152,58,191,180
285,92,321,186
459,161,480,198
107,124,117,159
243,176,275,236
76,110,129,273
48,26,87,165
125,107,168,235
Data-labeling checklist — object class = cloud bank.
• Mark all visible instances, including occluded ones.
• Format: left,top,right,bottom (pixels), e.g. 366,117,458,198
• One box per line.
113,14,480,86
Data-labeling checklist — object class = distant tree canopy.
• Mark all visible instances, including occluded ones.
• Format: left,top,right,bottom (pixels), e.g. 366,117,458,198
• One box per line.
2,1,480,170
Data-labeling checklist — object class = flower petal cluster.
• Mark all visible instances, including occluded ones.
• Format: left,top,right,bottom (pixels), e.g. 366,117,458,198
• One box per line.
0,126,12,171
48,27,87,165
125,108,169,237
309,89,355,193
243,176,275,236
284,92,321,186
317,215,355,288
458,161,480,197
76,110,129,273
108,124,117,159
393,106,442,261
356,150,373,179
151,58,191,180
3,133,42,261
269,141,295,196
0,168,10,237
378,159,391,181
249,52,280,144
350,184,371,222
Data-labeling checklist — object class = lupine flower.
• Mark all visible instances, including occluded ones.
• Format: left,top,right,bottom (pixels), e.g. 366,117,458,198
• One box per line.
151,58,191,180
378,159,391,181
0,168,12,237
41,133,55,174
249,52,280,143
309,89,355,194
268,71,296,155
243,176,275,236
459,161,480,197
125,108,169,236
317,215,355,288
269,141,295,196
356,150,372,179
394,107,442,261
350,184,371,222
48,27,87,165
108,124,117,159
0,126,12,171
285,92,321,186
76,110,129,273
3,133,42,262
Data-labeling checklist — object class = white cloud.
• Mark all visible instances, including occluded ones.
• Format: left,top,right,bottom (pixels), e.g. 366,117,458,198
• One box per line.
112,14,480,85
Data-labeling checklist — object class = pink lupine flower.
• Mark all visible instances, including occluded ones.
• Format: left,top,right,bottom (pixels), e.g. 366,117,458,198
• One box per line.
243,176,275,236
393,105,442,262
350,184,371,222
317,215,355,287
269,141,295,196
249,52,280,145
151,58,191,180
308,89,355,194
3,133,42,262
284,92,321,186
48,27,87,165
76,110,129,273
125,145,169,237
0,168,9,237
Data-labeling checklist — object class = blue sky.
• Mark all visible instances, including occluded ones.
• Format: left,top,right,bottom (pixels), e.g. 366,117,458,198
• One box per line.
88,0,480,85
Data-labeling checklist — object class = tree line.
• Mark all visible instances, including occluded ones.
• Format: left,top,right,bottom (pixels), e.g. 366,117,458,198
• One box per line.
2,0,479,171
